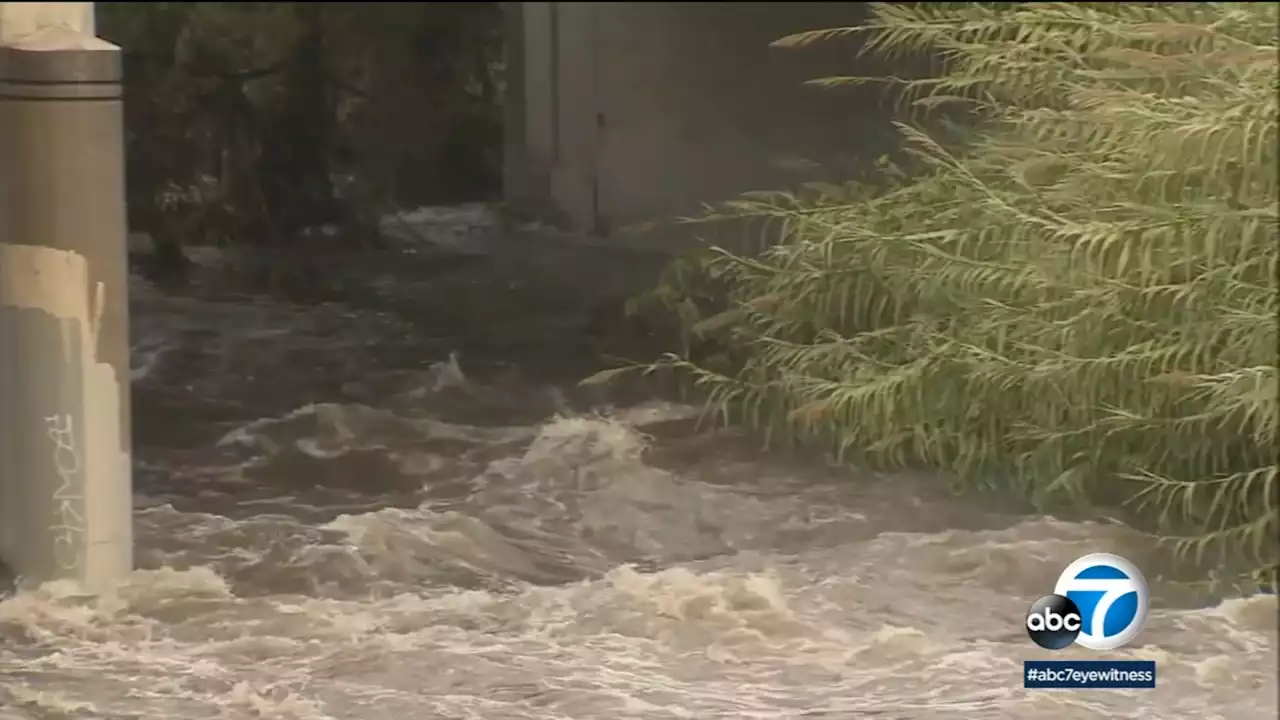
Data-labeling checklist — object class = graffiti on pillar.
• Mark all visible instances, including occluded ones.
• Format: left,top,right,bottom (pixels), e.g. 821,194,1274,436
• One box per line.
45,413,86,571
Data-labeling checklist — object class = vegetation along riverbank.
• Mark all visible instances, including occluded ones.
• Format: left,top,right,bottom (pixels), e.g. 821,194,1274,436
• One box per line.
592,2,1279,592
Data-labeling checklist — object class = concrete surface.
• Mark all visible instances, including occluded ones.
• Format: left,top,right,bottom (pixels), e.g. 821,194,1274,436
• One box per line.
504,2,901,245
0,1,134,591
0,1,93,38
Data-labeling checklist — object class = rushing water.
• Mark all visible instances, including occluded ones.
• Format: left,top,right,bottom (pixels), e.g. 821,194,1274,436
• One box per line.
1,217,1276,719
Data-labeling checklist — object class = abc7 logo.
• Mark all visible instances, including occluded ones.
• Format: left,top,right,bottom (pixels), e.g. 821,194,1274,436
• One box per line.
1025,595,1085,650
1025,553,1149,651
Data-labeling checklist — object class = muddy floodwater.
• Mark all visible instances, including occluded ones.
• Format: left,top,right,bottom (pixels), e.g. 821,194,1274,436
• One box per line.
1,211,1275,719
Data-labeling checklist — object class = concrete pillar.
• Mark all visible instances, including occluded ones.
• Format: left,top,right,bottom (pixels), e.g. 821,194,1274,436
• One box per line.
501,2,539,218
502,3,524,203
548,2,600,234
0,2,94,38
0,2,133,590
515,1,556,222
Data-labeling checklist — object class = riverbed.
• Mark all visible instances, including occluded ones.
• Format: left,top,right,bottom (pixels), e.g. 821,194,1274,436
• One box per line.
1,209,1274,719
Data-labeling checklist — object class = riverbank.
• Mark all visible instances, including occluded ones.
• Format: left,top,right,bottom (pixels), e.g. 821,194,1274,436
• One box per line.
613,3,1279,591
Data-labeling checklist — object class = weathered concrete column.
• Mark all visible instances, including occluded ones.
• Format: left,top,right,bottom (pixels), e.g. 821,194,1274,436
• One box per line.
0,3,133,590
501,2,529,210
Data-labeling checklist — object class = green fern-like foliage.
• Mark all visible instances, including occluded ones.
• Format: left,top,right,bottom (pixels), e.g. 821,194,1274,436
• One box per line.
599,2,1279,586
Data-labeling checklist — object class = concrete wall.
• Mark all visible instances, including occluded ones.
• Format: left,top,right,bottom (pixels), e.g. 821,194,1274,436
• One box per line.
506,2,900,245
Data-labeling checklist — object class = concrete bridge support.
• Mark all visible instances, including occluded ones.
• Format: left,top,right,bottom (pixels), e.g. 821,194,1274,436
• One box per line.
0,2,133,591
504,2,896,245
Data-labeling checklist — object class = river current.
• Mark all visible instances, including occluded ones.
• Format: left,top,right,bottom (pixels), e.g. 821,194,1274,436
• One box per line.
1,210,1275,719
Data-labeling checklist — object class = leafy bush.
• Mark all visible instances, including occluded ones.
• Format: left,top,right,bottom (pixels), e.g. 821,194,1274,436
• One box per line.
602,2,1279,586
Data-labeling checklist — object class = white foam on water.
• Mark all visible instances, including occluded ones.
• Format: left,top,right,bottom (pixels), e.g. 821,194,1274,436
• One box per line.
3,407,1274,719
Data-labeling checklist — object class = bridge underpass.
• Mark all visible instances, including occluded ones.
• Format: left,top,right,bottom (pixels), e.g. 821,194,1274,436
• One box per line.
0,1,891,590
503,2,890,243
